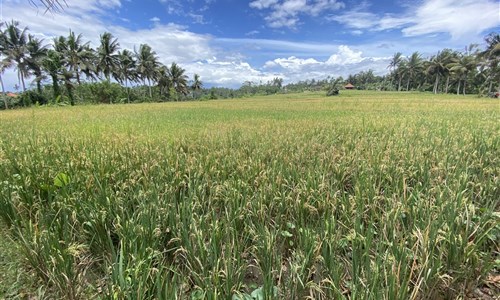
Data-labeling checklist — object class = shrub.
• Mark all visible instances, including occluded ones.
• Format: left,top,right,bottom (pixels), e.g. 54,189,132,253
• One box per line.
18,90,48,107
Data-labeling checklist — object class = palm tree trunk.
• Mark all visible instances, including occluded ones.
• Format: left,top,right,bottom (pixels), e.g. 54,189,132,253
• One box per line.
18,70,27,91
76,68,81,85
66,83,75,106
398,76,402,91
125,79,130,103
406,77,410,91
433,75,439,94
457,80,461,95
52,74,61,98
0,75,7,109
488,81,493,93
445,75,450,94
147,78,152,99
463,79,466,95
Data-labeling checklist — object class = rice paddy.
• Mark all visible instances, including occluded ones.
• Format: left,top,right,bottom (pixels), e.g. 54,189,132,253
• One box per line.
0,91,498,299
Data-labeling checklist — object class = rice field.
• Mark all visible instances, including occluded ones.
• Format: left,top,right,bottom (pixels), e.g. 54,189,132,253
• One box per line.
0,91,498,299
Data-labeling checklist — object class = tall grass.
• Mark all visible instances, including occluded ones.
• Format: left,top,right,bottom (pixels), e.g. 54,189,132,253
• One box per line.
0,91,498,299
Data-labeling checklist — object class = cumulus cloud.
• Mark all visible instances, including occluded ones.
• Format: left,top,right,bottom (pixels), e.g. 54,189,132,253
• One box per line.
263,45,391,83
186,58,279,86
264,56,320,70
250,0,345,28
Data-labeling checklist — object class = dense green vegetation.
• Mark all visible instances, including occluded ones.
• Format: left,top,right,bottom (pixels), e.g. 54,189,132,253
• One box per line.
0,91,498,299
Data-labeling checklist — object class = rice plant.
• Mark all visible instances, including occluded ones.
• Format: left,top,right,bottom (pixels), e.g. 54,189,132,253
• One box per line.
0,91,498,299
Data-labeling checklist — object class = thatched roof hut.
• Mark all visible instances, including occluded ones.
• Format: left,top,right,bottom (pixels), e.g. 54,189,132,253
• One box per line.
344,83,355,90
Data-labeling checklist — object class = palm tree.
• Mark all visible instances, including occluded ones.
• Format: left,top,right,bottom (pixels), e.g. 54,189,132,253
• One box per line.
97,32,119,81
25,34,48,93
61,68,76,105
42,49,63,98
115,49,137,103
404,52,423,91
480,33,500,93
62,30,93,85
80,44,98,82
135,43,159,99
396,59,408,91
426,51,449,94
0,58,13,109
436,49,457,94
388,52,403,89
449,53,477,95
168,62,188,98
2,21,29,91
191,73,202,98
156,65,171,99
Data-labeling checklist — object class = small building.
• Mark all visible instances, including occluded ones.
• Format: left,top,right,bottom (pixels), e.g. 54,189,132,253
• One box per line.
344,83,355,90
6,92,18,98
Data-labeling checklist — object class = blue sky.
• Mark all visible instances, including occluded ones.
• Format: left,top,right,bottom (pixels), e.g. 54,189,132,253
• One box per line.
2,0,500,89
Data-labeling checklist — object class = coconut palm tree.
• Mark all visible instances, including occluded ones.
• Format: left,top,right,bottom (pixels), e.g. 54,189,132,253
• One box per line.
62,30,93,85
426,51,449,94
404,52,424,91
42,49,63,98
480,33,500,93
436,49,457,94
395,59,408,91
168,62,188,98
191,73,202,99
115,49,137,103
25,35,48,93
388,52,403,71
2,21,29,91
388,52,403,89
0,58,13,109
449,53,477,95
135,43,159,99
156,65,171,99
97,32,120,81
61,68,76,105
80,44,98,82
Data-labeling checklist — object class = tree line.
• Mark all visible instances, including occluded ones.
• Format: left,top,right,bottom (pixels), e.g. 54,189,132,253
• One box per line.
199,32,500,100
0,20,203,109
386,35,499,95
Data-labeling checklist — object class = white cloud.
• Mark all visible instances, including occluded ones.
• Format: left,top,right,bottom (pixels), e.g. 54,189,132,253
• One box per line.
262,45,391,83
264,56,319,70
186,59,279,86
215,38,341,56
328,11,378,29
250,0,345,28
402,0,500,39
249,0,279,9
331,0,500,40
188,13,207,24
325,45,363,64
245,30,260,36
150,17,161,23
